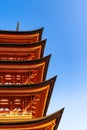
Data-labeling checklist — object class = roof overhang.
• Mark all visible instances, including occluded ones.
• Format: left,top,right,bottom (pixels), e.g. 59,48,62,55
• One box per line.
0,108,64,130
0,39,46,60
0,28,43,43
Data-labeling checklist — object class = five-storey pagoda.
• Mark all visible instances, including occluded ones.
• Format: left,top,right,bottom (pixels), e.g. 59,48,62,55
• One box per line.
0,26,64,129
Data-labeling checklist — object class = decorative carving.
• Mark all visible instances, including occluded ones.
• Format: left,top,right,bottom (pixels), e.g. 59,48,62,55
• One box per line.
27,53,35,60
25,70,38,84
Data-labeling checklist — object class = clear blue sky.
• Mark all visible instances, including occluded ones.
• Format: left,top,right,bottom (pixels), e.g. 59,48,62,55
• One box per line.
0,0,87,130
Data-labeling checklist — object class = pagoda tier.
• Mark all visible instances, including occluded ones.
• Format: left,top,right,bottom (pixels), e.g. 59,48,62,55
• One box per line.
0,28,43,43
0,76,56,118
0,55,50,85
0,39,46,61
0,108,64,130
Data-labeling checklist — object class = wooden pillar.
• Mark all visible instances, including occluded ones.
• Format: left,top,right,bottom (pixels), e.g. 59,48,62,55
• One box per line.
0,75,2,84
21,75,23,84
22,98,25,111
13,74,16,85
20,74,22,84
10,99,13,112
2,75,5,84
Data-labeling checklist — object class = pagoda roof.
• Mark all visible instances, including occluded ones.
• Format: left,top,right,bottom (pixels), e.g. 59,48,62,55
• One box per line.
0,55,51,84
0,108,64,130
0,76,57,118
0,39,46,60
0,28,43,43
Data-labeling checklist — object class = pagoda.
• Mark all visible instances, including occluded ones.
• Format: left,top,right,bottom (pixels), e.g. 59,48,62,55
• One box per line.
0,26,64,129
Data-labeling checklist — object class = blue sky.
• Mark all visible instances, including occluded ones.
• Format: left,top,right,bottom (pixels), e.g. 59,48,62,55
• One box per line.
0,0,87,129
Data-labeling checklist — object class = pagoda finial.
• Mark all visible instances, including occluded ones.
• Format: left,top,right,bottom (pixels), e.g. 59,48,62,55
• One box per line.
16,22,20,31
